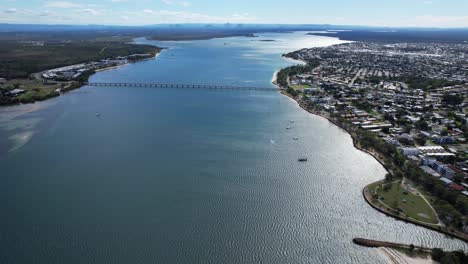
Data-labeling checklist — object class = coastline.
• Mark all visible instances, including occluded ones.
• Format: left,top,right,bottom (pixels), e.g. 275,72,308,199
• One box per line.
95,51,162,73
272,68,468,243
0,51,161,107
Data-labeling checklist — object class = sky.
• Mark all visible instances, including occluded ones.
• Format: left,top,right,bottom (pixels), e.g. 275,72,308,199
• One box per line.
1,0,468,28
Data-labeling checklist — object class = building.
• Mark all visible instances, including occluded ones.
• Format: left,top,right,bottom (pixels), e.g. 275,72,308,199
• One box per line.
420,166,441,177
401,147,419,156
439,177,453,186
8,89,25,96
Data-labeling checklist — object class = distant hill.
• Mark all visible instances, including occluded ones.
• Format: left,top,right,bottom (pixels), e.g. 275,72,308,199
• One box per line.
308,29,468,43
0,23,467,43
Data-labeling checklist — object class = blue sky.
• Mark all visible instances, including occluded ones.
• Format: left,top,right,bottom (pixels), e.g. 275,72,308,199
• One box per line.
1,0,468,27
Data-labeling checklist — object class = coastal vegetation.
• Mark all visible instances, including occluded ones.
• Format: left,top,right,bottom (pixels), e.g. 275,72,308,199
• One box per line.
431,248,468,264
276,58,319,96
0,40,160,79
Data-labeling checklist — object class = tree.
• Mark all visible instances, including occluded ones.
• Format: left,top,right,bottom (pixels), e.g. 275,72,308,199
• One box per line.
415,120,429,131
431,248,444,261
415,135,427,146
384,173,393,183
442,93,464,106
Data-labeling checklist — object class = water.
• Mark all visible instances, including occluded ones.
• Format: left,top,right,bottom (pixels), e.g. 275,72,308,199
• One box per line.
0,32,466,263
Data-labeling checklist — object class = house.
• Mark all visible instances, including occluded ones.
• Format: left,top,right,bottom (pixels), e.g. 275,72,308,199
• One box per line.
451,183,465,192
8,89,25,96
401,147,419,156
398,133,414,144
439,177,453,186
420,166,441,177
433,136,456,145
430,161,455,179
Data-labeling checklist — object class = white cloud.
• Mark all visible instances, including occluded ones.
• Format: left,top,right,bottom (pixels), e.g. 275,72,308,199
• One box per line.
161,0,190,7
39,10,55,17
4,8,17,13
143,9,156,15
46,1,81,8
80,8,101,15
138,9,257,24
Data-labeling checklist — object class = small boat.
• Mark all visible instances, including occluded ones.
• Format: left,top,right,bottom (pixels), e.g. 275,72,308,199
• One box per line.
286,126,292,129
96,113,101,117
298,157,308,162
293,137,299,140
290,121,295,124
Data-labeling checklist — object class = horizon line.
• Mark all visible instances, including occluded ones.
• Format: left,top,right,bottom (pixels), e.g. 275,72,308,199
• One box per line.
1,22,468,30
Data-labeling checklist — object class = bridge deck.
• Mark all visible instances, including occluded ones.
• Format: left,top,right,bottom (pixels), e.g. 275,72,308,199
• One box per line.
85,82,279,91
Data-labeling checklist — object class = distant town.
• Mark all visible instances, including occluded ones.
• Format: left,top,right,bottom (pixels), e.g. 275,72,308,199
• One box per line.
280,40,468,239
0,37,160,105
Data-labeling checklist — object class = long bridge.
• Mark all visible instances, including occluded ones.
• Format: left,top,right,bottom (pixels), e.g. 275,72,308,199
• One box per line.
86,82,279,91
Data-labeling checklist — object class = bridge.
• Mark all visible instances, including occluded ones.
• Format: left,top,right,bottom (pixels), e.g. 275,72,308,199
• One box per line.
86,82,279,91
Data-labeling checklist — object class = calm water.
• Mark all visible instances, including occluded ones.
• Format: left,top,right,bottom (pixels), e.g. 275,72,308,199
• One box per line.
0,32,466,263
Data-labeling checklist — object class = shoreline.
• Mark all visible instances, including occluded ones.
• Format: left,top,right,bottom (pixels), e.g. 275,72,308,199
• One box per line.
0,51,161,107
272,68,468,243
95,52,162,73
363,181,468,242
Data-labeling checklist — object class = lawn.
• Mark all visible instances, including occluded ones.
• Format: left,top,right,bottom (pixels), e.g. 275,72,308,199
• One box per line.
374,181,438,224
290,84,312,89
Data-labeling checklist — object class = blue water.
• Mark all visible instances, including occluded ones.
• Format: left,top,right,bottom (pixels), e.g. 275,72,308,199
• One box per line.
0,32,466,263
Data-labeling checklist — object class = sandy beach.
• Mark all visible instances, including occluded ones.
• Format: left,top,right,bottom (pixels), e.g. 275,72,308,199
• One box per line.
378,248,434,264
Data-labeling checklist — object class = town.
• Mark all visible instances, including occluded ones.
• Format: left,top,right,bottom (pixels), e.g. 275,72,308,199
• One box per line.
281,40,468,237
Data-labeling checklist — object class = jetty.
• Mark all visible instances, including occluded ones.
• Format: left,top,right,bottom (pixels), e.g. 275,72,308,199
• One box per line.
352,238,431,252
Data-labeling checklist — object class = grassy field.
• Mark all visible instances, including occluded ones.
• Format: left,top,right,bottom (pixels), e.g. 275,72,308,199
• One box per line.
290,84,312,89
373,181,438,224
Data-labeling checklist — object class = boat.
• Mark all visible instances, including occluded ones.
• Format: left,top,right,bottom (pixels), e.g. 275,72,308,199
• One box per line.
96,113,101,117
298,157,308,162
293,137,299,140
286,126,292,129
290,121,295,123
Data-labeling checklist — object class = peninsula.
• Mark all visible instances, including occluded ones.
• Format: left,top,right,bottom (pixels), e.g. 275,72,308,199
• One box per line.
275,38,468,241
